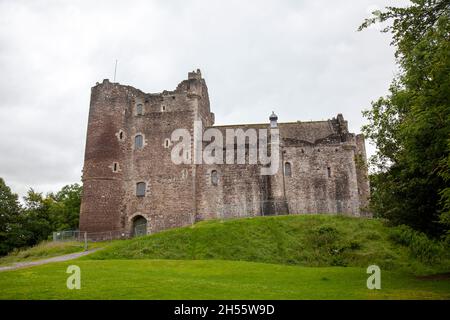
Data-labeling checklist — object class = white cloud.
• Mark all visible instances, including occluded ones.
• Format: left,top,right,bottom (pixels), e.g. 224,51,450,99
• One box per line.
0,0,403,197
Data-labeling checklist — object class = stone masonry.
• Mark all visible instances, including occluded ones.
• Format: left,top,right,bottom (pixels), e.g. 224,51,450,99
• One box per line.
79,69,370,236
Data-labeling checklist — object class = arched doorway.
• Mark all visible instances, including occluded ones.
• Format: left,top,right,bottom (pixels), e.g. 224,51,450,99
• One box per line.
132,215,147,237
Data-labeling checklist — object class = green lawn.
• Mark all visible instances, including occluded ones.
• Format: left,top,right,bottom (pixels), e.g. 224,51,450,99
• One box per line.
0,259,449,300
1,215,448,300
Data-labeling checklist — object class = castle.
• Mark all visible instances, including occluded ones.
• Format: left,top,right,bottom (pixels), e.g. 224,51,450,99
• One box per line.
79,69,370,237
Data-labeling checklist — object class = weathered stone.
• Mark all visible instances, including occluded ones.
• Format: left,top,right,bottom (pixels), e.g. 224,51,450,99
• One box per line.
79,70,370,235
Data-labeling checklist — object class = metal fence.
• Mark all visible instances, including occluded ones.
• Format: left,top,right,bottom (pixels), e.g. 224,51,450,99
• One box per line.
53,230,130,242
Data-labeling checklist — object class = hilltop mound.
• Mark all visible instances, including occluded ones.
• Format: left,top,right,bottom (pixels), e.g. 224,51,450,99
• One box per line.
88,215,449,275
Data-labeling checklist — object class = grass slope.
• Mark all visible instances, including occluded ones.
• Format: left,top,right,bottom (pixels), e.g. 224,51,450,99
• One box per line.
0,241,106,266
88,215,450,275
0,260,449,300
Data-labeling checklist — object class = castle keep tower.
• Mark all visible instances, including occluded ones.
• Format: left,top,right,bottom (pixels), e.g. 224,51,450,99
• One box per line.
80,69,213,235
79,70,370,237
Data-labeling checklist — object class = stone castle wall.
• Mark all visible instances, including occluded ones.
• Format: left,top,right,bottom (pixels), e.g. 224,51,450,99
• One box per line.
79,70,371,235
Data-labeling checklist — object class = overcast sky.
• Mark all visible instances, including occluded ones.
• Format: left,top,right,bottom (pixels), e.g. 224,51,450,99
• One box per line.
0,0,405,198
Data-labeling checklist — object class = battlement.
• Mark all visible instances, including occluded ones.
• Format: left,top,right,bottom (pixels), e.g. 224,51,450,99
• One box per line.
188,69,202,80
92,69,204,96
212,114,352,146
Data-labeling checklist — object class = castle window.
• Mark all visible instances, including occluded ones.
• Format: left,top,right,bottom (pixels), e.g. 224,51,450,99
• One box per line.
119,131,123,140
284,162,292,177
136,182,146,197
161,105,166,112
181,168,188,180
164,138,170,148
135,134,143,149
113,162,119,172
327,167,331,178
136,104,143,115
211,170,218,186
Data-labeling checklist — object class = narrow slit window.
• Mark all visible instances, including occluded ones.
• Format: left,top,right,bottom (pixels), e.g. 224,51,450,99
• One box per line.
284,162,292,177
211,170,218,186
113,162,118,172
327,167,331,178
181,168,188,179
136,104,143,115
136,182,146,197
135,135,143,149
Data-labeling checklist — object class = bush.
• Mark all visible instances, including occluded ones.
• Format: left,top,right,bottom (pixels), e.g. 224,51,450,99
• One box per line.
365,231,381,241
307,226,339,247
389,225,446,264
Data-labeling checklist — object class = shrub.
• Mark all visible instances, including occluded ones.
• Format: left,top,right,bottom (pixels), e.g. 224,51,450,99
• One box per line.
348,241,362,250
307,226,339,247
365,231,381,241
389,225,445,264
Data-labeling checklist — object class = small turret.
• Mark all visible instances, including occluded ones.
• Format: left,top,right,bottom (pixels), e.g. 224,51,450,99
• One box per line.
188,69,202,80
269,111,278,128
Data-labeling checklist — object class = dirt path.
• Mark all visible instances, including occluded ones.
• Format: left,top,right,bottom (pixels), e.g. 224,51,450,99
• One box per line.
0,248,101,272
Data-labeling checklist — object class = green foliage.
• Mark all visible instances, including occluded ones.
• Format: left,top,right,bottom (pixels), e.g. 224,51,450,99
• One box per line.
389,225,449,264
359,0,450,236
88,215,450,275
438,142,450,231
308,225,339,247
0,178,21,255
20,189,55,245
0,178,82,256
48,184,82,231
19,184,82,246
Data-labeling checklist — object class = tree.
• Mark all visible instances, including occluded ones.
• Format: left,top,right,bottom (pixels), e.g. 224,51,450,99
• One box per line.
20,189,54,246
20,184,82,246
0,178,21,255
0,182,83,256
48,183,82,231
359,0,450,236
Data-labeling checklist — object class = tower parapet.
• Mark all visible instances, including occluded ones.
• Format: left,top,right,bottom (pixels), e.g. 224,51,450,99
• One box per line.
188,69,202,80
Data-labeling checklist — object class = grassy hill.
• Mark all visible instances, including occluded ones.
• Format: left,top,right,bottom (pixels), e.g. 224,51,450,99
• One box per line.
88,215,450,275
1,215,449,299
